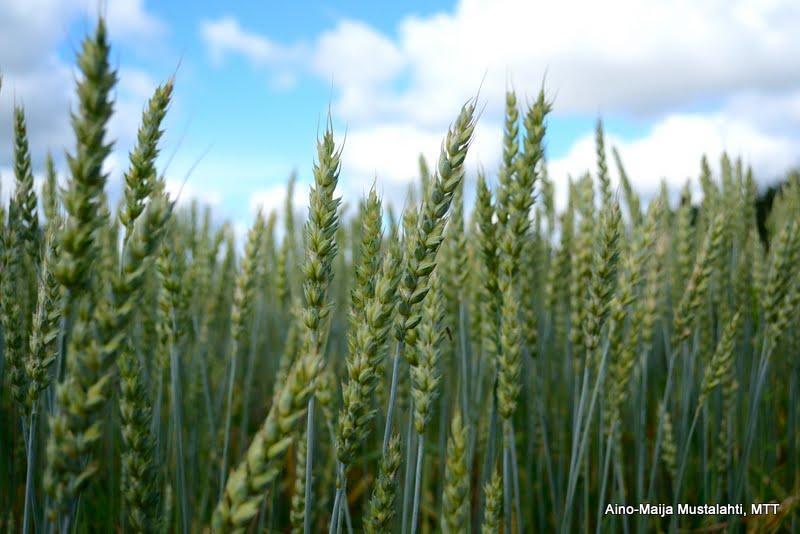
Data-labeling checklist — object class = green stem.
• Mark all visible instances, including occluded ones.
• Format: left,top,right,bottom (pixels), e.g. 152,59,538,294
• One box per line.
595,427,615,534
219,344,237,501
503,429,512,534
508,420,523,533
669,408,701,534
562,339,611,534
170,338,189,534
733,338,772,506
303,396,315,534
23,411,38,534
401,405,417,534
382,340,404,453
410,435,425,534
329,463,345,534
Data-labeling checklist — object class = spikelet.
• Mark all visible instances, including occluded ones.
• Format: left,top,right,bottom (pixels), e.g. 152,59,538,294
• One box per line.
674,182,695,301
441,410,469,533
13,105,40,261
699,155,718,212
396,101,476,350
364,435,402,534
214,122,342,532
497,274,522,420
612,147,642,226
2,233,27,412
481,468,503,534
764,221,800,338
42,152,60,222
300,120,342,350
117,194,174,533
495,90,520,227
411,273,444,433
212,350,319,532
45,194,171,518
25,229,62,411
606,213,660,435
337,232,401,466
502,88,551,276
119,348,159,533
290,431,308,534
583,200,622,360
350,190,383,326
698,311,741,408
475,173,501,364
232,211,266,347
492,91,550,381
441,180,468,339
595,120,613,208
659,403,677,482
54,18,117,293
119,80,174,240
672,214,726,348
275,236,292,309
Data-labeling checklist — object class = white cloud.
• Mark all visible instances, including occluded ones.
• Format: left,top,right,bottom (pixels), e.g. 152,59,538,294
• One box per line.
0,1,79,164
199,0,800,212
0,60,73,164
204,0,800,126
164,177,222,208
723,89,800,136
249,182,307,216
347,0,800,123
311,20,406,88
200,16,302,67
110,68,160,153
105,0,165,40
0,0,168,174
249,181,310,241
0,166,13,204
342,124,441,187
318,118,501,216
269,71,298,91
0,163,62,210
549,111,797,208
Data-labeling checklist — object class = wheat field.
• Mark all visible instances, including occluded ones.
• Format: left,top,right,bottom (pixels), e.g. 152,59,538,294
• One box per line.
1,19,799,534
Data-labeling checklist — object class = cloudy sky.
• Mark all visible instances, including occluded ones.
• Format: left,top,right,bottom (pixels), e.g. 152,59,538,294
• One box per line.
1,0,799,230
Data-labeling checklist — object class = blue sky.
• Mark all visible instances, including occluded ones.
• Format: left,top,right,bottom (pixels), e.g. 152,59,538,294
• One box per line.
2,0,799,232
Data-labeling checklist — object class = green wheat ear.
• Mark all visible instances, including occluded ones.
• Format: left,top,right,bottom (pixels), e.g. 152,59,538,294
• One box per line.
120,79,174,241
336,191,399,467
42,152,60,223
212,348,322,532
13,105,40,261
411,271,443,433
1,202,26,409
481,467,503,534
25,228,62,411
46,194,171,520
441,410,469,533
290,430,308,534
698,310,741,409
396,99,477,349
672,213,726,348
659,402,678,482
119,347,160,533
364,434,402,534
55,17,117,294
